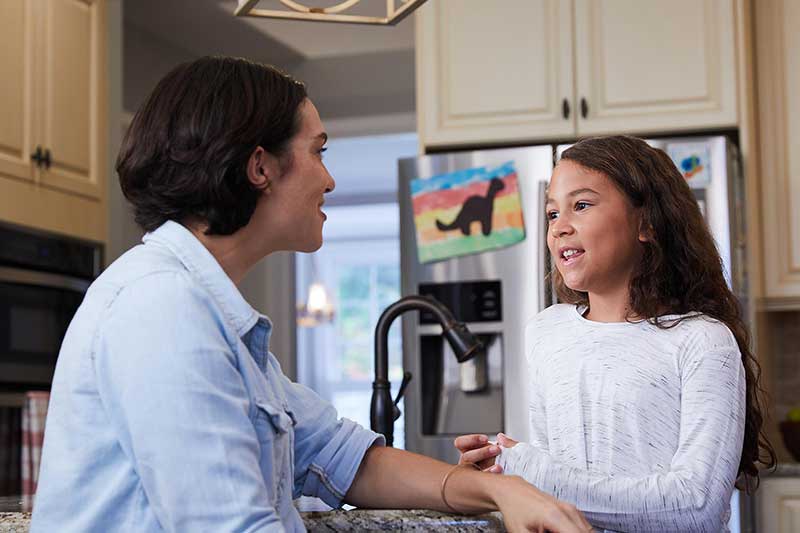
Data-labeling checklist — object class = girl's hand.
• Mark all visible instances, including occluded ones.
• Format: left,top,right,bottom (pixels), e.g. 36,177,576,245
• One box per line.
492,475,593,533
454,434,503,473
497,432,519,448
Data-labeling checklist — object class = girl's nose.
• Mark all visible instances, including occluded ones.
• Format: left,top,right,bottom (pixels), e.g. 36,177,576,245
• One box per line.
550,215,574,238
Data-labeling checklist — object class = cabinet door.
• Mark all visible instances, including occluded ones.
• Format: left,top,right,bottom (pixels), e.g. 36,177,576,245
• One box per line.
756,0,800,304
0,0,38,184
37,0,106,200
574,0,737,136
416,0,574,148
757,478,800,533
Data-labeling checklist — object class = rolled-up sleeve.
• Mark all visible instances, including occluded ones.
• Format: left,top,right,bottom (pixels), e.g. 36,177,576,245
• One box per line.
280,375,384,508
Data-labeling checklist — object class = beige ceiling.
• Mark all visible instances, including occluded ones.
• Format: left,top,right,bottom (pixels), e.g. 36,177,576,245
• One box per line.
124,0,417,121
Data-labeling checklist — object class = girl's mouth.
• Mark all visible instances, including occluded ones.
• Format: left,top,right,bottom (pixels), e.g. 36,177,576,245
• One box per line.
560,248,584,265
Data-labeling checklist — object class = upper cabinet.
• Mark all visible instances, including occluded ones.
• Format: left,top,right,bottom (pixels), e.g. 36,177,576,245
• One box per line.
0,0,37,184
416,0,738,149
38,0,107,199
0,0,107,243
416,0,575,147
573,0,737,136
755,0,800,306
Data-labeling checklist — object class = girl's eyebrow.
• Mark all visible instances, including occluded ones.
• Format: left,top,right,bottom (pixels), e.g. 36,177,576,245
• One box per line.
545,187,600,206
567,187,600,198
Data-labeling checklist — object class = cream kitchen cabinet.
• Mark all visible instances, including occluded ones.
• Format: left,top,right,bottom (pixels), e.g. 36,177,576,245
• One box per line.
0,0,107,243
754,0,800,306
757,477,800,533
416,0,738,149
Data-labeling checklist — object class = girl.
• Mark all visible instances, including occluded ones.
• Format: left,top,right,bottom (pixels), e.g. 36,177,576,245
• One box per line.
456,136,775,532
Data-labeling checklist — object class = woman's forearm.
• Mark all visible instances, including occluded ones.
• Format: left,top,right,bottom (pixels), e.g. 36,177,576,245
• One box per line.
344,445,498,513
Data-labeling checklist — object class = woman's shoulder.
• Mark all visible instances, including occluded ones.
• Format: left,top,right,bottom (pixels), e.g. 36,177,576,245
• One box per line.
91,245,222,330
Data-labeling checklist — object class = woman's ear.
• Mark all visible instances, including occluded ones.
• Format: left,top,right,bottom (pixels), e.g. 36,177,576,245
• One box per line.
246,146,279,192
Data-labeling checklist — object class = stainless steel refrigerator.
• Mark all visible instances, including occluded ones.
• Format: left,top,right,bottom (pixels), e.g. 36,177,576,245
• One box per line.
397,135,747,468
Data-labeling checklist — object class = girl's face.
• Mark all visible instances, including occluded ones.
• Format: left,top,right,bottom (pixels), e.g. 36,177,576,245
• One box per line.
546,160,646,299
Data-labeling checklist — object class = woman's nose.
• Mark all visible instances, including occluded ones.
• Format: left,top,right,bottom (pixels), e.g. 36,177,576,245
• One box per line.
325,170,336,194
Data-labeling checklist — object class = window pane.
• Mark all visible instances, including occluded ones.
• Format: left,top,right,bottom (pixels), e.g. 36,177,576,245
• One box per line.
338,266,370,300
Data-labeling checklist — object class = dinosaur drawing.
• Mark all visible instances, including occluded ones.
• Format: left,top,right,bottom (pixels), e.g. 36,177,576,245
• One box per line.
435,177,506,236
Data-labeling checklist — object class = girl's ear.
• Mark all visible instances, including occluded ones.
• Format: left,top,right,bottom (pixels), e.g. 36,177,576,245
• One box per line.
638,215,653,243
246,146,280,191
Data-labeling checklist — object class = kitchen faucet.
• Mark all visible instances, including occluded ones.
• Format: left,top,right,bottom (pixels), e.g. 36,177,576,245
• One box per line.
370,295,483,447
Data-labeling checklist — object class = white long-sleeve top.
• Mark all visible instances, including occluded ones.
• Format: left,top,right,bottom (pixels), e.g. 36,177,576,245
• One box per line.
497,303,746,533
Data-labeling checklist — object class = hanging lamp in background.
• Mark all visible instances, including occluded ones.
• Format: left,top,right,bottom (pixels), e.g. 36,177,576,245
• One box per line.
297,254,335,327
234,0,428,26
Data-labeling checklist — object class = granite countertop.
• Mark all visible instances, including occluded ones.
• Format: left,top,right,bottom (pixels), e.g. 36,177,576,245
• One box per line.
6,465,800,531
763,462,800,477
0,509,505,532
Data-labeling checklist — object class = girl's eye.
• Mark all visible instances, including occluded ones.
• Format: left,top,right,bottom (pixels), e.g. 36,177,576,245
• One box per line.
546,210,558,221
318,146,328,158
575,201,590,211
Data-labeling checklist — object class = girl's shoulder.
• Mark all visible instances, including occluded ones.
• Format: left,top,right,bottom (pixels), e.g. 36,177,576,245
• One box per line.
530,303,579,328
664,313,739,352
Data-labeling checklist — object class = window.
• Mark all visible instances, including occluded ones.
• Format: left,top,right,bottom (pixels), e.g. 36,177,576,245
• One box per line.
296,204,405,447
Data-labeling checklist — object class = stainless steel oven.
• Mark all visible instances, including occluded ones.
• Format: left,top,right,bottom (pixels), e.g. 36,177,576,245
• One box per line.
0,222,101,497
0,222,101,389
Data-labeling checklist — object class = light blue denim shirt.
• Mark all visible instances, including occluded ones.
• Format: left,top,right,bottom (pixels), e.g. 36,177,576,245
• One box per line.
31,220,383,532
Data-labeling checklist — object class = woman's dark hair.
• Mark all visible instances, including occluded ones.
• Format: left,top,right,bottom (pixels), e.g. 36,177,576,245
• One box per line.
556,135,775,489
117,56,307,235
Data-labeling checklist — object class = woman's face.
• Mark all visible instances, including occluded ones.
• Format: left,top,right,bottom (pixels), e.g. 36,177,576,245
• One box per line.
261,99,335,253
545,160,645,299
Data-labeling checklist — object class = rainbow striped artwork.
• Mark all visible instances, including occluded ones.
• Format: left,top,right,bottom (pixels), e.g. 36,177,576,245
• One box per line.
410,161,526,264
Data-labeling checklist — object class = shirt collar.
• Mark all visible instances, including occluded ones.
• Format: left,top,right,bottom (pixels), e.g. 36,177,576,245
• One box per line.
142,220,269,338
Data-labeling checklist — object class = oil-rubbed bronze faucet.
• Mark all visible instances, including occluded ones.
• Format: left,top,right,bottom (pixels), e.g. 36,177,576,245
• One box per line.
370,295,483,447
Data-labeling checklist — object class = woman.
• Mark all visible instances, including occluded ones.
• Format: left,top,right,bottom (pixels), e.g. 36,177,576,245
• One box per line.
30,56,590,533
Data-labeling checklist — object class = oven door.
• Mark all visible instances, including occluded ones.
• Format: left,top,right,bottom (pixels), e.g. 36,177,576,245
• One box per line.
0,266,89,387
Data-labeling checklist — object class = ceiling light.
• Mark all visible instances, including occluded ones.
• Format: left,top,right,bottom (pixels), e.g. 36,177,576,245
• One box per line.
297,281,335,327
234,0,428,26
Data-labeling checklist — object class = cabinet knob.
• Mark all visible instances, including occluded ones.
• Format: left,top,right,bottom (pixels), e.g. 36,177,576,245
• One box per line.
562,98,570,119
30,146,43,166
580,97,589,119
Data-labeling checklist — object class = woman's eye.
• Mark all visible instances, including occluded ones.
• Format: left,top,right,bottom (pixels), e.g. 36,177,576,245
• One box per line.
575,201,590,211
546,211,558,221
318,146,328,158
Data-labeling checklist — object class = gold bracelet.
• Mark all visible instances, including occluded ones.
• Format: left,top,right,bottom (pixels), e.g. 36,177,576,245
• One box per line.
440,462,481,514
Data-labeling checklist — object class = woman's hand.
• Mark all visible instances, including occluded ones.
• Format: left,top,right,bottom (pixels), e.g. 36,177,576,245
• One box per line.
490,475,593,533
454,434,503,472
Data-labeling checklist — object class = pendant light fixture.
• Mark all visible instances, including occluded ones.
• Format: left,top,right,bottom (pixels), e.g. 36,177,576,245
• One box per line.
296,254,335,327
234,0,429,26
